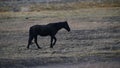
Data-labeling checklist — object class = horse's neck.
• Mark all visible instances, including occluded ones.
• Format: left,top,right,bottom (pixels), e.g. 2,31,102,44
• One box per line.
55,23,64,31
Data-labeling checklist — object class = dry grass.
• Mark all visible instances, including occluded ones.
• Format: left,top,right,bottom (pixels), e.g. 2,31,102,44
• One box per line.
0,2,120,12
0,7,120,19
0,7,120,67
31,2,120,11
0,7,120,31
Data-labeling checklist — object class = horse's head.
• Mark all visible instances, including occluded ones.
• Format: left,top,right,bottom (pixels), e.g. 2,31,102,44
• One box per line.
63,21,71,32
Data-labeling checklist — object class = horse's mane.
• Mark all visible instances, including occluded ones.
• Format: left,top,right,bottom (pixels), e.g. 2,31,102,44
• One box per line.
47,21,66,25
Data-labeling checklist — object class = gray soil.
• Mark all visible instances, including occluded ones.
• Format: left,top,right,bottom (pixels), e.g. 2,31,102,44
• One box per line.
0,10,120,68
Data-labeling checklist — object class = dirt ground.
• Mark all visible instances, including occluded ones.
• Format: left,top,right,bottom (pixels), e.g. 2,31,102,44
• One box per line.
0,8,120,68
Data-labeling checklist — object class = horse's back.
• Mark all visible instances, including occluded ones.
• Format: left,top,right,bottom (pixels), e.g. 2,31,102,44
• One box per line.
30,25,41,29
29,25,41,35
29,24,53,36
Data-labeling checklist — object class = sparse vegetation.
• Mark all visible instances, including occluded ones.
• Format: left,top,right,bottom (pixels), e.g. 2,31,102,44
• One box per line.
0,0,120,68
30,2,120,11
0,1,120,12
0,7,120,67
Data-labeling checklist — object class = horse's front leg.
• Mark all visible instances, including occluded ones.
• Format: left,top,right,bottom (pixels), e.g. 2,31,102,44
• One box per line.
50,36,57,48
53,36,57,46
50,37,53,48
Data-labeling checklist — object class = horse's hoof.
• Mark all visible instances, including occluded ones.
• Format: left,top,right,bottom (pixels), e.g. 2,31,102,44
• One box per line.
27,47,29,49
38,47,42,49
50,47,53,48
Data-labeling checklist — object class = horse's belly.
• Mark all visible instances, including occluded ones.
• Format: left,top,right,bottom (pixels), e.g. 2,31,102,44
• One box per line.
39,34,49,36
38,32,49,36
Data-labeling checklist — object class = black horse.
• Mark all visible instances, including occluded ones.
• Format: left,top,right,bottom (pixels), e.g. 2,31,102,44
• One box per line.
27,21,70,49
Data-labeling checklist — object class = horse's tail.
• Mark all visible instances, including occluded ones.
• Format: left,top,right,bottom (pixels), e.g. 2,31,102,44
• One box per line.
28,27,34,45
29,27,32,36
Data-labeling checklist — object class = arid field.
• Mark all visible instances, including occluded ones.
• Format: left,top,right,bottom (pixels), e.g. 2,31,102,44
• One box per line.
0,7,120,68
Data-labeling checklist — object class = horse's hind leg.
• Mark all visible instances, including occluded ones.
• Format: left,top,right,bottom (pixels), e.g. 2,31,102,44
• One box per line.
27,36,33,49
34,36,41,49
